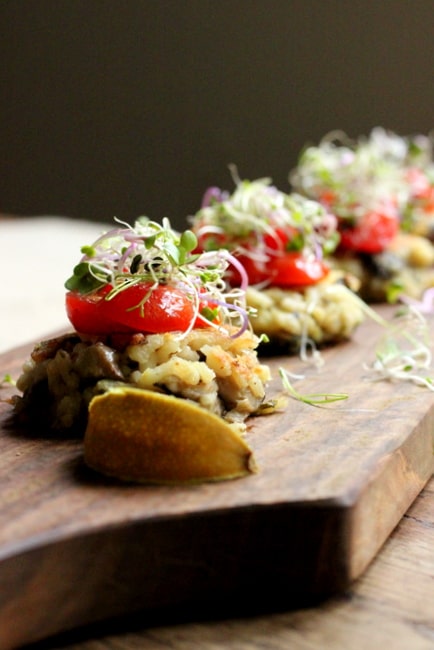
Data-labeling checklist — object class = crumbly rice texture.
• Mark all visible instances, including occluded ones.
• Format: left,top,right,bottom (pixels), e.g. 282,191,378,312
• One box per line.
329,232,434,303
13,328,270,435
246,271,365,350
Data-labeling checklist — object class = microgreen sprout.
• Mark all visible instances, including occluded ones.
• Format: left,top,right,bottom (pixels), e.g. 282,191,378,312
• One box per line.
363,305,434,390
279,368,348,407
399,287,434,315
1,373,15,387
81,245,96,257
189,173,339,272
290,127,434,232
65,216,251,338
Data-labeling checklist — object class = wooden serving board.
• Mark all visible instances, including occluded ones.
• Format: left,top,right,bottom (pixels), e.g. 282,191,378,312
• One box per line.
0,305,433,648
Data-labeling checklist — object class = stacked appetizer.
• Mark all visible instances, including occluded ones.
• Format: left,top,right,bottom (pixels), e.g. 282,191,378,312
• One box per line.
190,174,366,352
360,128,434,239
290,128,434,302
13,218,272,483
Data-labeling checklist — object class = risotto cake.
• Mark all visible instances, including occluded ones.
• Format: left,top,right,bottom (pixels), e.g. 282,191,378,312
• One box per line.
290,128,434,302
190,174,365,350
13,218,272,483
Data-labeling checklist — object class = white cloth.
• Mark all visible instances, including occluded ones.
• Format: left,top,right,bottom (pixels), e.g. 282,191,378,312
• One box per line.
0,217,107,352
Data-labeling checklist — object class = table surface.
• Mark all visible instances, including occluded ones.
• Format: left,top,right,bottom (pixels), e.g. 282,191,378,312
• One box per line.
1,216,434,650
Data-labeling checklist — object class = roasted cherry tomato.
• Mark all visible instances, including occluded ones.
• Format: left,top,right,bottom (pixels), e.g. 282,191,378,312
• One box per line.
196,226,322,287
229,251,329,287
195,230,231,252
318,189,338,209
266,253,329,286
338,210,399,254
405,167,432,199
197,226,301,255
65,287,121,335
66,282,217,335
263,226,302,252
418,187,434,213
405,168,434,213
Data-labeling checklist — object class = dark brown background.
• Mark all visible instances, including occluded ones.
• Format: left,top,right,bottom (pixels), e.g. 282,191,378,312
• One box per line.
1,0,433,229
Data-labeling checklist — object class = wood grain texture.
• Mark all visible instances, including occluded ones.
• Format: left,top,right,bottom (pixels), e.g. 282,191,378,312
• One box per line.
0,305,433,648
44,477,434,650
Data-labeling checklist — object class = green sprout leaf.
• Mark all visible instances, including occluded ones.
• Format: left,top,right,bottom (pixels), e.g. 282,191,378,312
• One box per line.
279,368,348,407
80,245,96,257
1,373,15,387
180,229,197,253
64,262,109,293
200,306,219,322
144,234,157,249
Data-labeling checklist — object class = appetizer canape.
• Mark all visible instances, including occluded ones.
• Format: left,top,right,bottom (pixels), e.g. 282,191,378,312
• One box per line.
189,173,366,353
13,218,272,483
290,128,434,302
359,127,434,240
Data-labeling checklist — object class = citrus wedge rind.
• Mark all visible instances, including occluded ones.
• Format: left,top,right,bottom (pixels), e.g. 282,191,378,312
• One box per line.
84,386,257,484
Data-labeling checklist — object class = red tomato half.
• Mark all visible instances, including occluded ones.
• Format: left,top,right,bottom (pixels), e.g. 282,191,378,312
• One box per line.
419,187,434,213
195,231,231,253
65,289,122,335
318,189,338,210
338,210,399,254
406,169,434,213
66,283,216,335
266,253,329,287
229,252,329,287
405,167,432,199
263,227,301,252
